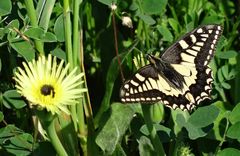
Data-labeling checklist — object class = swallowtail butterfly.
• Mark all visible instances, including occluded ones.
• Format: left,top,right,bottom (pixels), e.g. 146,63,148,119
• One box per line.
120,25,223,111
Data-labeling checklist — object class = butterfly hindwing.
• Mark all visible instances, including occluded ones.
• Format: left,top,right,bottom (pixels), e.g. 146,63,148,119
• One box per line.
120,25,223,111
119,67,213,111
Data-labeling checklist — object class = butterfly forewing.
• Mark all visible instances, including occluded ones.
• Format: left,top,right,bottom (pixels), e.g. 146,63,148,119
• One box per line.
160,25,222,66
120,25,223,111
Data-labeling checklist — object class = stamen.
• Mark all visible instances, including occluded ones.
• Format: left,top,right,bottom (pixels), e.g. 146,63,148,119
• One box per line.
41,85,55,98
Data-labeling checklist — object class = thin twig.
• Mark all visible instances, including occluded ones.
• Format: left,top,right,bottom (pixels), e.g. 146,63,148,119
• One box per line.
112,11,125,82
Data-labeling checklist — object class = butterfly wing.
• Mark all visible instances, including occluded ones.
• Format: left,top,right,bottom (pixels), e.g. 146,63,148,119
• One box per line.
120,65,196,110
161,25,222,66
120,25,223,111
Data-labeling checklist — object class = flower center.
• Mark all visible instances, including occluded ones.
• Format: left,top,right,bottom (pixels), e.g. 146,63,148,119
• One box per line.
41,85,55,98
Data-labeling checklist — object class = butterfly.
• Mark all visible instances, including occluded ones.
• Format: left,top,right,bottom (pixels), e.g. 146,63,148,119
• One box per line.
119,25,223,111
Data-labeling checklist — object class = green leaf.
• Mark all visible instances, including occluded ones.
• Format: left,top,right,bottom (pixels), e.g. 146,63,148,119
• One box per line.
208,101,231,141
54,14,65,42
172,109,190,134
221,82,231,89
216,35,227,50
5,133,33,155
7,19,20,30
186,125,210,140
0,111,3,122
0,125,22,144
0,125,33,155
168,18,180,33
201,15,224,25
0,0,12,16
5,20,19,41
226,121,240,142
129,1,138,11
3,90,27,109
181,105,219,139
50,48,66,61
188,105,219,128
176,113,188,128
184,14,194,30
216,50,238,59
95,103,136,155
217,69,224,82
188,0,203,14
41,32,57,42
138,14,156,25
112,144,127,156
0,28,8,40
221,65,229,80
141,0,167,15
218,148,240,156
10,40,35,61
157,25,173,42
138,136,156,156
24,27,43,39
24,28,57,42
140,124,173,142
229,103,240,124
228,69,237,80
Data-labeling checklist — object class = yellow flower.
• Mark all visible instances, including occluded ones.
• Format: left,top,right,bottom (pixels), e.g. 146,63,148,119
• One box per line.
14,54,86,114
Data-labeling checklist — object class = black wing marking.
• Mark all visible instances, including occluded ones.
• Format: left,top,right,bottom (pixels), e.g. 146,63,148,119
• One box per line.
161,25,223,66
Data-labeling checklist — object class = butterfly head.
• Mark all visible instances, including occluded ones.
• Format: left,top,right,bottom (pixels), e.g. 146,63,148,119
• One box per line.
146,54,159,64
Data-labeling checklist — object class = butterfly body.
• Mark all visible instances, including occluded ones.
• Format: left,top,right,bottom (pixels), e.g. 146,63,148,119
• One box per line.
147,54,186,89
120,25,223,111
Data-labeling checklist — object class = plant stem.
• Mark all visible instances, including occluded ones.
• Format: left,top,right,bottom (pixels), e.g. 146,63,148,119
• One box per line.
141,105,166,156
70,0,81,132
76,2,96,155
24,0,44,55
112,11,124,82
73,0,81,66
77,99,87,155
215,118,229,155
63,0,79,136
72,0,90,155
45,117,68,156
63,0,73,69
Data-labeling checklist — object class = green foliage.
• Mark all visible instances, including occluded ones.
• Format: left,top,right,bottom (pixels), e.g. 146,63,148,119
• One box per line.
3,90,26,109
177,105,219,139
141,0,168,15
24,28,57,42
138,136,156,156
0,0,11,16
0,0,240,155
0,125,33,155
218,148,240,156
226,121,240,142
229,103,240,124
96,103,136,155
140,124,173,142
